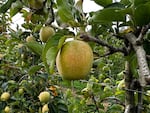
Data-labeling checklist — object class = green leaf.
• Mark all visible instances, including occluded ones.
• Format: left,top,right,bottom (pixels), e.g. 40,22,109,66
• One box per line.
56,0,75,24
46,47,58,65
10,1,23,17
28,65,43,75
134,0,149,7
134,2,150,26
42,33,64,74
120,0,131,6
57,7,74,22
57,100,68,112
58,36,67,49
43,35,66,74
42,33,64,62
0,0,17,13
90,8,126,24
107,104,123,112
46,47,58,74
92,0,112,7
25,41,43,56
5,38,19,45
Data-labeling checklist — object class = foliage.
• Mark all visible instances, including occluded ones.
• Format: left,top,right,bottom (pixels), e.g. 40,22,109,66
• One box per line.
0,0,150,113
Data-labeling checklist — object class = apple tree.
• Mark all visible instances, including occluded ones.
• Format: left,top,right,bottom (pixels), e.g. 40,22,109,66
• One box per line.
0,0,150,113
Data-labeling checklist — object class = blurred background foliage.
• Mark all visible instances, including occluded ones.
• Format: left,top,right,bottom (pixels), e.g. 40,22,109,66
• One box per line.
0,0,150,113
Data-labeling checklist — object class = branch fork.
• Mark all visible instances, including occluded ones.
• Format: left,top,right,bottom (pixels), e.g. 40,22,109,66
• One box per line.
125,25,150,86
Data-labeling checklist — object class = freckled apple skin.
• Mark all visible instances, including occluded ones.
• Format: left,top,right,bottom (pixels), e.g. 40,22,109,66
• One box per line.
56,40,93,80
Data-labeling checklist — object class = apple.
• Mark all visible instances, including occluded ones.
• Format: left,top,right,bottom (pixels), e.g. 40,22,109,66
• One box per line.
56,40,93,80
0,92,10,101
38,91,50,103
39,26,55,42
26,35,35,42
4,106,10,113
42,104,49,113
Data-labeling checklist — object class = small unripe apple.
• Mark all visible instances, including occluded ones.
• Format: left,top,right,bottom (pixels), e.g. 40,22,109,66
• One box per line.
1,92,10,101
117,79,125,90
18,88,24,94
39,26,55,42
104,86,111,92
81,87,91,98
42,104,49,113
38,91,50,103
26,35,35,42
146,90,150,97
4,106,10,113
103,78,111,83
0,54,4,59
56,40,93,80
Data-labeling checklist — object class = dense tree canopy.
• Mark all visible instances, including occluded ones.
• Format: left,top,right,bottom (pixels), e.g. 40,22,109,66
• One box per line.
0,0,150,113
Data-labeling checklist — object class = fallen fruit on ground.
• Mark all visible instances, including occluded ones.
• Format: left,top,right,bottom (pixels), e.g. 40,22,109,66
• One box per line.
38,91,50,103
42,104,49,113
39,26,55,42
56,40,93,80
1,92,10,101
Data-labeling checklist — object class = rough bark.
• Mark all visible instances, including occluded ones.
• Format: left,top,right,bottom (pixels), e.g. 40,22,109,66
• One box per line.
125,33,150,86
124,61,135,113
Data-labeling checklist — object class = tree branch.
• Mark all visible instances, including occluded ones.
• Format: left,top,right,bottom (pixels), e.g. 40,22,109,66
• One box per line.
80,34,126,55
137,86,143,113
125,33,150,86
91,93,100,113
146,55,150,60
136,23,150,44
45,0,55,25
102,97,125,107
124,61,135,113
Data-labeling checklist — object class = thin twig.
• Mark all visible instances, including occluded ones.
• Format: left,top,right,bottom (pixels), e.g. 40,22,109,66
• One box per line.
146,55,150,60
102,97,125,107
91,93,100,113
80,34,126,55
136,23,150,43
79,80,150,97
45,0,55,25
